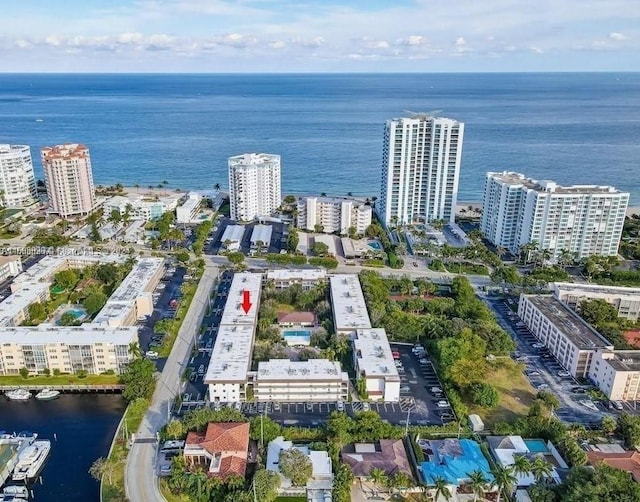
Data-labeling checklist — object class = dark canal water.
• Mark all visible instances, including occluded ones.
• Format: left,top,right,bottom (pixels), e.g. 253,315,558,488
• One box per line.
0,394,127,501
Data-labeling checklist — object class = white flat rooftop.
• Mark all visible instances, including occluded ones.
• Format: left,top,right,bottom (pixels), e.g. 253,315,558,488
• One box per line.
0,282,50,326
256,358,348,382
221,225,246,244
553,282,640,297
250,225,273,246
204,323,255,383
330,275,371,331
205,273,263,384
353,328,400,380
0,325,138,345
266,269,327,282
219,272,262,325
107,258,164,302
314,234,338,256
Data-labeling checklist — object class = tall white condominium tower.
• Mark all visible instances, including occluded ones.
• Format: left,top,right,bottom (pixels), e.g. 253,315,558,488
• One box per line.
228,153,281,221
481,171,629,260
379,114,464,227
0,144,37,208
41,143,96,218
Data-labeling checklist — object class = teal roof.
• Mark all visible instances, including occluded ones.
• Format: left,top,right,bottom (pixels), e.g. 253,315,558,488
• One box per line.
419,439,493,486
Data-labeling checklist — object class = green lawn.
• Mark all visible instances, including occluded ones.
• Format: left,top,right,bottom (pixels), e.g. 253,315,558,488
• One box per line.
466,358,537,426
275,497,307,502
0,374,120,386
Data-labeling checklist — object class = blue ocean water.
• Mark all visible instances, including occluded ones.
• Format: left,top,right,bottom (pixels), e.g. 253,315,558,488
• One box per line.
0,73,639,203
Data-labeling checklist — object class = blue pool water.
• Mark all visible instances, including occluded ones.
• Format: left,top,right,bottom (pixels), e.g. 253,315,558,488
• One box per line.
282,330,312,345
525,439,549,453
367,241,382,250
55,307,88,325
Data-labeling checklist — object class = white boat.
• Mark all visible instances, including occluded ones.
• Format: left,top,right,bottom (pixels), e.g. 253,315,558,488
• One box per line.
5,389,32,402
12,440,51,481
1,485,29,499
35,388,60,401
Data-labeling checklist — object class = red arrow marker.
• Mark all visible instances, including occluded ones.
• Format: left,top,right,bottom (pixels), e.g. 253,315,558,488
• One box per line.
241,290,252,314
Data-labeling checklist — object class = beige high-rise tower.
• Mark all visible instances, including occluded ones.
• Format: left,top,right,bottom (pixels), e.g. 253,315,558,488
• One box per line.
41,143,96,218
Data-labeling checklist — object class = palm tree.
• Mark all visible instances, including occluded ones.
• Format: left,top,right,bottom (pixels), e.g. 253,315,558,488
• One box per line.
369,467,388,495
512,454,532,482
467,470,489,502
530,456,553,484
214,182,221,192
490,465,517,502
496,246,507,260
431,475,452,501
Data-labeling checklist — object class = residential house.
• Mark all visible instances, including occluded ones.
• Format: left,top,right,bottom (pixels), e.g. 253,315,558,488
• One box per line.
341,440,414,479
184,422,250,479
277,311,316,328
586,447,640,482
266,436,333,501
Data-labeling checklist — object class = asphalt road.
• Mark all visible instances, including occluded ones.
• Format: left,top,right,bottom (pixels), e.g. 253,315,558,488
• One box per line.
124,263,219,502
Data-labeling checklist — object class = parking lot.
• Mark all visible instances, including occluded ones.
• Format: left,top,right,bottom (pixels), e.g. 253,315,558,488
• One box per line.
486,295,617,427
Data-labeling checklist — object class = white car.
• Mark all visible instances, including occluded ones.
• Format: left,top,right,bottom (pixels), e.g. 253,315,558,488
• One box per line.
145,350,159,360
557,371,571,378
537,384,549,390
532,343,545,349
336,401,345,412
234,402,242,410
362,402,371,411
436,400,450,408
430,387,443,394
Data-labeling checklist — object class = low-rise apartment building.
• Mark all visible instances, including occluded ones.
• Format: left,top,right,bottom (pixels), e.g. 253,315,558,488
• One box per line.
104,193,183,221
552,282,640,322
517,294,613,378
0,282,51,327
0,325,137,375
589,351,640,401
254,359,349,402
352,329,400,402
0,256,22,282
176,192,202,223
296,196,372,235
266,269,327,290
330,274,372,335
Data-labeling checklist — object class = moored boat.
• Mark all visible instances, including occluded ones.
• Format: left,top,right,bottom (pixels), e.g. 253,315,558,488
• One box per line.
1,485,29,499
12,440,51,481
35,388,60,401
4,389,32,402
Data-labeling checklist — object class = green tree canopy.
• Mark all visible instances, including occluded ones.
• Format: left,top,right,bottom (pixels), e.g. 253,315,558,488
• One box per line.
253,469,280,502
83,291,108,315
54,269,78,289
120,357,156,401
279,448,312,486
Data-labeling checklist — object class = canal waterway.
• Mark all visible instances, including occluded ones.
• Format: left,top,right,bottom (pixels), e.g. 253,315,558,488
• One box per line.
0,394,127,501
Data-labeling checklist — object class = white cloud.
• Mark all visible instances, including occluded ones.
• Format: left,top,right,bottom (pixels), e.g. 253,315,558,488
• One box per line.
397,35,426,46
529,45,544,54
609,32,629,41
455,37,466,46
268,40,285,49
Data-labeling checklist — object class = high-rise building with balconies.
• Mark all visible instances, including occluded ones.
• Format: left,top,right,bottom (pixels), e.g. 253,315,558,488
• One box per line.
0,144,37,208
481,171,629,260
41,143,96,218
228,153,281,221
378,115,464,227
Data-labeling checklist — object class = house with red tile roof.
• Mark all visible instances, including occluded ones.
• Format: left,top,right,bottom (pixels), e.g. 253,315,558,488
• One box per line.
276,311,316,327
184,422,250,479
587,450,640,482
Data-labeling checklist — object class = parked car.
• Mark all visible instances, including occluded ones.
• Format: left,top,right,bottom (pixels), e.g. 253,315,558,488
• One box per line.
430,387,443,394
306,402,313,411
557,371,571,378
336,401,345,412
532,343,545,349
362,402,371,411
436,400,450,408
572,387,588,394
610,400,624,411
273,403,281,411
400,386,411,392
439,413,455,421
145,351,159,360
516,356,529,363
526,371,540,376
198,364,205,374
536,384,549,390
234,402,242,410
419,358,429,365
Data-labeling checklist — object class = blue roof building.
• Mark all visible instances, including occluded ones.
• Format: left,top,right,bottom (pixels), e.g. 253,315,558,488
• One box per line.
418,438,493,486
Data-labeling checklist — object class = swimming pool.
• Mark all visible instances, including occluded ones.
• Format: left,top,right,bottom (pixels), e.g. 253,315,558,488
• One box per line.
282,330,311,346
367,241,382,250
525,439,549,453
55,306,89,325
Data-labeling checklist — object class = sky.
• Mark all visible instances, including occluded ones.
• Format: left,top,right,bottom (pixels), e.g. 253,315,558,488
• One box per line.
1,0,639,72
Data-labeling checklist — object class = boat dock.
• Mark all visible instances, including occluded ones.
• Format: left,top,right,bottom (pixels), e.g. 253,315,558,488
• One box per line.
0,436,33,488
0,384,125,394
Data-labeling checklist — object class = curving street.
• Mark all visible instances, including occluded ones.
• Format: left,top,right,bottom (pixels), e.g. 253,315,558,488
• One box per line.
124,262,219,502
